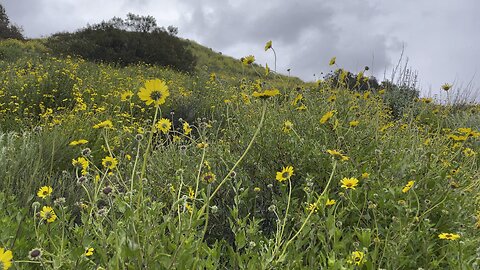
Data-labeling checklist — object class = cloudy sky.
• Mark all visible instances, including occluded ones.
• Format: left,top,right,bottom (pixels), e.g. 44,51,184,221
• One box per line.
3,0,479,101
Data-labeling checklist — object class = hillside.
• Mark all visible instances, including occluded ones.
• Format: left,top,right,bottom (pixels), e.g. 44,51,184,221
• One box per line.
0,38,479,269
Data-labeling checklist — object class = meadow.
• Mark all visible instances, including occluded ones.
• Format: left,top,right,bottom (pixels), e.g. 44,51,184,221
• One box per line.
0,38,479,269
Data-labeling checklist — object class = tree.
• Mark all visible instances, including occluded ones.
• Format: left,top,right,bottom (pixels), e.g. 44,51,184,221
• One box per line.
0,4,24,40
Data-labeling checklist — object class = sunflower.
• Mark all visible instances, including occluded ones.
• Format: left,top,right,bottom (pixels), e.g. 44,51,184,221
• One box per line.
39,206,57,223
138,79,170,106
329,57,336,66
37,186,53,199
264,40,272,51
84,247,94,257
349,120,359,127
0,247,13,270
348,251,366,266
102,156,118,170
340,177,359,190
441,83,452,91
156,118,172,134
276,166,294,182
69,139,88,146
326,149,349,161
120,90,133,101
202,172,216,183
320,110,335,124
282,120,294,133
242,55,255,65
325,199,336,206
183,122,192,135
402,180,415,193
438,233,460,240
93,120,113,129
72,157,89,172
252,88,280,99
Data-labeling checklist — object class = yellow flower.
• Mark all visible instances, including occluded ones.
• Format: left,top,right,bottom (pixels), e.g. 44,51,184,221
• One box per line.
72,157,89,173
348,251,366,266
438,233,460,240
441,83,452,91
39,206,57,223
254,187,261,192
282,120,294,133
156,118,172,134
202,172,216,183
84,247,94,257
252,88,280,99
325,199,336,206
120,90,133,101
320,110,335,124
102,156,118,170
306,203,318,212
340,177,359,190
0,247,13,270
188,186,195,198
326,149,349,161
349,120,359,127
361,172,370,179
402,180,415,193
69,139,88,146
463,148,476,157
93,120,113,129
183,122,192,135
264,40,272,51
197,142,209,149
37,186,53,199
276,166,294,182
242,55,255,65
265,63,270,76
210,73,216,81
138,79,170,106
329,57,336,66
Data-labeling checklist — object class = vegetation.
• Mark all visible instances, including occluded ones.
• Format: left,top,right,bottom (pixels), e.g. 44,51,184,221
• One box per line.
0,27,479,270
45,14,196,73
0,4,24,40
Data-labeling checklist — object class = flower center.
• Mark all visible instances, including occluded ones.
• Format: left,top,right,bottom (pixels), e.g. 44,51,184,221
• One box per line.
30,249,41,258
282,172,289,178
150,90,163,101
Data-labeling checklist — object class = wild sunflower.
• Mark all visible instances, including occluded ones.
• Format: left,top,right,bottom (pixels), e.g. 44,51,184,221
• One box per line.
84,247,94,257
72,157,89,172
69,139,88,146
202,172,216,183
329,57,336,66
320,110,335,124
348,251,366,266
28,248,42,261
138,79,170,106
402,180,415,193
438,233,460,240
102,156,118,170
120,90,133,101
39,206,57,223
326,149,349,161
0,247,13,270
282,120,294,133
155,118,172,134
340,177,359,190
276,166,294,182
93,120,113,129
242,55,255,65
183,122,192,135
252,88,280,99
349,120,359,127
441,83,452,91
264,40,272,51
37,186,53,199
325,199,336,206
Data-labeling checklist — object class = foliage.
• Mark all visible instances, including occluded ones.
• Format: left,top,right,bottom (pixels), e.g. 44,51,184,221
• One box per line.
0,4,24,40
0,39,479,269
45,14,196,73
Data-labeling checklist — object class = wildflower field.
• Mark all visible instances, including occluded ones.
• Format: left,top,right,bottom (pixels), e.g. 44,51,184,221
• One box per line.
0,38,479,269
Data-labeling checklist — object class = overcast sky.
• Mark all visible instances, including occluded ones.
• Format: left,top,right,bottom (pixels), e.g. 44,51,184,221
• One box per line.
3,0,479,101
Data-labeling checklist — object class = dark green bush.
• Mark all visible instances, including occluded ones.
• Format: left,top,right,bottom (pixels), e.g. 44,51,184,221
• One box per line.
45,14,196,73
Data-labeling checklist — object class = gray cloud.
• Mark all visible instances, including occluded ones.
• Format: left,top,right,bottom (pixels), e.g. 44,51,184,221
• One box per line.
2,0,479,100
